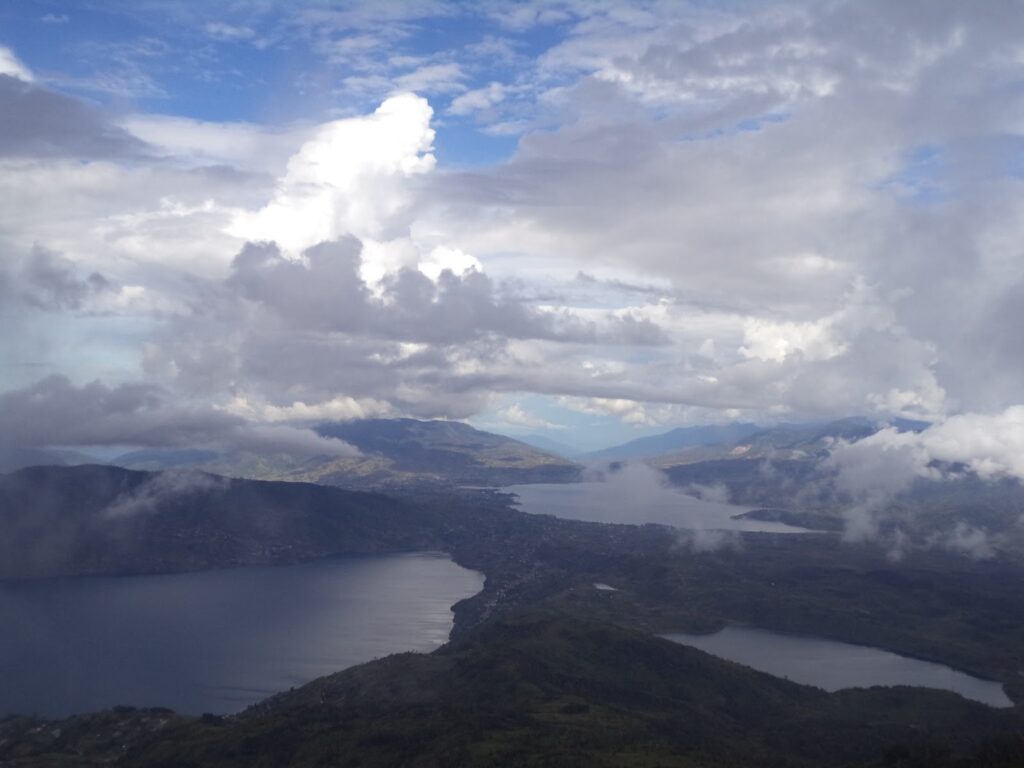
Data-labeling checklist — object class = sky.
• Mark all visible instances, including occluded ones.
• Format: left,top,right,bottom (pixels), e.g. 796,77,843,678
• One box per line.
1,0,1024,456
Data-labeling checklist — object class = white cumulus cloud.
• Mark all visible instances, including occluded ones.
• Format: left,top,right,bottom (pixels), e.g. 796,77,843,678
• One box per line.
229,92,436,254
0,46,33,82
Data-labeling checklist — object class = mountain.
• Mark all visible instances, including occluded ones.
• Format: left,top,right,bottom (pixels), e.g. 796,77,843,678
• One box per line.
726,417,882,456
310,419,580,487
498,432,582,459
650,416,927,468
113,448,220,470
0,464,441,580
5,612,1018,767
584,417,931,469
0,446,100,473
114,418,580,489
580,422,761,462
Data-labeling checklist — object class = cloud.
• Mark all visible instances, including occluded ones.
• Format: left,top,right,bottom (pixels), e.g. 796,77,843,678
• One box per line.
225,394,393,423
119,114,310,175
580,461,741,551
559,396,661,426
203,22,255,41
498,403,563,430
685,482,731,505
931,522,998,561
825,408,1024,547
1,246,117,311
229,93,436,254
4,2,1024,454
417,0,1024,425
0,75,148,159
0,47,33,81
220,237,653,344
395,63,466,94
140,234,669,425
0,376,358,457
102,470,229,519
831,408,1024,488
449,82,508,116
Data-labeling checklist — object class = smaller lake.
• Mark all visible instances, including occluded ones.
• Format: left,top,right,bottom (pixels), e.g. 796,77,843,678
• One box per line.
664,625,1012,708
0,553,483,718
504,466,811,534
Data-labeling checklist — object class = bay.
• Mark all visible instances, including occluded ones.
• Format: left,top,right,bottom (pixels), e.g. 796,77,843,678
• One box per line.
0,552,483,717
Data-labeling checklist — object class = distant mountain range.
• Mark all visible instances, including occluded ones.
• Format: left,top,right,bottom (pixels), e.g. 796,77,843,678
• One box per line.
580,422,761,462
8,416,931,491
586,417,929,466
0,446,99,473
507,432,584,459
114,418,580,489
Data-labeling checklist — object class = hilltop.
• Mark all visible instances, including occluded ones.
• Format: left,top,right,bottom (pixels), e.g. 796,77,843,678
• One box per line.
114,418,580,490
309,418,581,488
580,422,761,462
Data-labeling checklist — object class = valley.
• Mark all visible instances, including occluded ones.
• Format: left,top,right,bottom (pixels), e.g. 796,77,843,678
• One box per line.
5,4,1022,764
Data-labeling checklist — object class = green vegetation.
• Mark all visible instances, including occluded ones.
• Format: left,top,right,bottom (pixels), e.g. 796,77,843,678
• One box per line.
5,464,1024,766
0,465,441,579
3,612,1021,767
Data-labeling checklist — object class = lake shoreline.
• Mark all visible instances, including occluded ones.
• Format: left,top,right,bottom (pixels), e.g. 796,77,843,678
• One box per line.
0,552,484,718
662,624,1013,708
502,479,816,534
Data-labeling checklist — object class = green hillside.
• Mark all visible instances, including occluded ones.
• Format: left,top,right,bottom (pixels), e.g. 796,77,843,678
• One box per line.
0,465,439,579
3,612,1019,768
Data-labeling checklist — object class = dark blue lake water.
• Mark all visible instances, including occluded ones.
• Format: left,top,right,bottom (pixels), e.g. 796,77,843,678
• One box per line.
0,553,483,717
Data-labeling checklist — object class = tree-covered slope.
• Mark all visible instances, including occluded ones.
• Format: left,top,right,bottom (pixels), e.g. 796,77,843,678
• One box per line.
3,612,1019,768
0,464,439,579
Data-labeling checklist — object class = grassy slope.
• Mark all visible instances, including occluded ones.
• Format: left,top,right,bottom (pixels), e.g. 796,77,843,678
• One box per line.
116,419,582,489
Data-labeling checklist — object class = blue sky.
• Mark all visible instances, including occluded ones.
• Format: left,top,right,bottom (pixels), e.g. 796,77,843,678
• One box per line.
0,0,561,164
2,0,1024,455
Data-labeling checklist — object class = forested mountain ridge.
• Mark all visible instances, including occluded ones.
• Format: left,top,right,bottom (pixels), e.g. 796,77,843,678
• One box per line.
0,464,439,580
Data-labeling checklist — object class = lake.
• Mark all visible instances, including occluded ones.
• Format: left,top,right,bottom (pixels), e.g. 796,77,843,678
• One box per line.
504,468,811,533
0,553,483,718
664,625,1012,708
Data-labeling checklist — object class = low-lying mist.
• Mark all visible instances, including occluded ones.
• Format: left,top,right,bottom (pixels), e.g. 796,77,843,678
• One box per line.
821,415,1024,561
